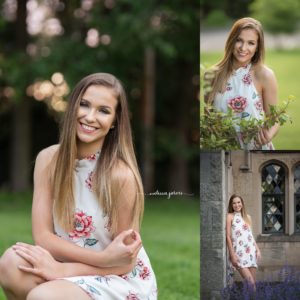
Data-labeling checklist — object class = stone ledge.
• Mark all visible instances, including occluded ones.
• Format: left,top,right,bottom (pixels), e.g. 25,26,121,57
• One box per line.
257,234,300,242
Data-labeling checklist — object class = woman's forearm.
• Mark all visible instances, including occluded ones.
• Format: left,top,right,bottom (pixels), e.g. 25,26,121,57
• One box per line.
60,260,135,278
34,231,109,268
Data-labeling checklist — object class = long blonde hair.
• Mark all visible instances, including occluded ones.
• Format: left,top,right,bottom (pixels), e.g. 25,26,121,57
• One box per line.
205,17,265,104
228,194,251,226
51,73,144,236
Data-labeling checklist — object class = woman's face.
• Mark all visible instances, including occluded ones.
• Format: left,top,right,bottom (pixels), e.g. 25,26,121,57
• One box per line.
233,28,258,68
76,85,118,153
232,197,243,212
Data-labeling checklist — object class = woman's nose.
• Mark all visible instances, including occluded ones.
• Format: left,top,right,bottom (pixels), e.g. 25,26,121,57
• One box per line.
239,42,246,51
85,109,96,122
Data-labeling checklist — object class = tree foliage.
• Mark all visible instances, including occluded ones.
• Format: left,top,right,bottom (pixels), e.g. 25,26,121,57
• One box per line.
250,0,300,33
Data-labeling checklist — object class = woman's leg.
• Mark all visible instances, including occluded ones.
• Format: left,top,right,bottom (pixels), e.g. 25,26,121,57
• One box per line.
27,280,92,300
0,247,45,300
249,267,257,282
237,267,255,286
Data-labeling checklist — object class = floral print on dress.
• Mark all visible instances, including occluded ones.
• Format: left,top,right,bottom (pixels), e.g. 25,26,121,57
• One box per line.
242,72,252,85
255,100,263,112
213,63,274,150
230,212,257,269
69,210,98,247
226,82,232,92
56,151,157,299
85,171,94,192
228,96,248,113
126,291,140,300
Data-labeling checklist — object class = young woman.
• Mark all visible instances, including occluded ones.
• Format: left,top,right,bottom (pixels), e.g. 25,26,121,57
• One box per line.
0,73,157,299
226,194,261,287
205,17,279,150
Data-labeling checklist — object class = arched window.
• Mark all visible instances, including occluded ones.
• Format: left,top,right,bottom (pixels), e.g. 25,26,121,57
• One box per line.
294,165,300,233
262,163,285,233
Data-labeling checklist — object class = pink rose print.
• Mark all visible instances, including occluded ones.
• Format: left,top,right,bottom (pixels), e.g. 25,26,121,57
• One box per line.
137,259,144,267
126,292,140,300
139,266,151,280
242,73,252,85
245,246,251,254
236,218,241,223
228,96,247,113
243,223,249,231
85,171,94,192
248,235,252,242
255,100,263,112
239,240,243,246
121,274,129,281
237,250,243,257
235,230,242,237
69,211,95,239
86,153,97,160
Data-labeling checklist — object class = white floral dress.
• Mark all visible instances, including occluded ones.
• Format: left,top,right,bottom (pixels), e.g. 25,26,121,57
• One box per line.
214,63,274,150
230,212,257,269
54,152,158,300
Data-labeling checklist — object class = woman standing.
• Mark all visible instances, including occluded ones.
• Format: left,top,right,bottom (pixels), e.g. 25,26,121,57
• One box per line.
226,194,261,287
0,73,157,299
205,17,279,150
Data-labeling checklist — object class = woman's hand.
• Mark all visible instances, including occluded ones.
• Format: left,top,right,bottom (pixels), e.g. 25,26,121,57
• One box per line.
256,248,262,262
12,242,64,281
230,254,240,269
256,127,272,146
103,229,142,267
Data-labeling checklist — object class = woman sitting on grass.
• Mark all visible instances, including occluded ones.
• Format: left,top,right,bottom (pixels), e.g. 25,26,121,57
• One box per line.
0,73,157,300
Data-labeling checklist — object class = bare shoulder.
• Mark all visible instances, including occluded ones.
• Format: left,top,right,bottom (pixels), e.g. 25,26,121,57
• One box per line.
227,213,234,221
35,144,59,167
254,65,277,83
111,159,135,184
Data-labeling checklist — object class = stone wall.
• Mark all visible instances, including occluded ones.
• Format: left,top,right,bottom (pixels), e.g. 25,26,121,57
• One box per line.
200,151,227,299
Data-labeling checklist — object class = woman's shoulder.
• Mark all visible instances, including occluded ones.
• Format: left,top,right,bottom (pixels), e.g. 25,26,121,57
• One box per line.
253,64,276,82
35,144,59,165
227,213,234,220
111,159,135,182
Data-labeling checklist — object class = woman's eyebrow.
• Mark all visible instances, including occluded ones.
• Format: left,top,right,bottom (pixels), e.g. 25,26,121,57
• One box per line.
81,98,113,110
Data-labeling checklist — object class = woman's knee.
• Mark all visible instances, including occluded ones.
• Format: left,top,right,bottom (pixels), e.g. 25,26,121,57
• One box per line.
0,247,43,294
0,247,17,285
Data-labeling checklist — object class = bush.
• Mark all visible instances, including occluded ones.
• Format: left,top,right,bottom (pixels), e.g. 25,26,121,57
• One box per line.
203,10,232,28
221,266,300,300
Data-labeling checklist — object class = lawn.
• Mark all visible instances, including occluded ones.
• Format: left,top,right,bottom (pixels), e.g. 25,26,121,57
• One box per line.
0,193,200,300
200,49,300,149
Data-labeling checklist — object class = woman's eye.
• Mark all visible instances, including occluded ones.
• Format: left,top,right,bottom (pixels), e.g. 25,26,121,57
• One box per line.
99,109,110,114
79,101,88,107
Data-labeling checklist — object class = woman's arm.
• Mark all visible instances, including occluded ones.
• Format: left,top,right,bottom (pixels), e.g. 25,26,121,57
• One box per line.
32,147,140,268
226,213,239,268
14,242,136,281
256,66,280,146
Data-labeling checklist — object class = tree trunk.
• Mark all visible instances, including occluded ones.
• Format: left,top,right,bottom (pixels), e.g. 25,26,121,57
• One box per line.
168,63,195,194
10,0,31,191
10,100,31,191
141,47,155,193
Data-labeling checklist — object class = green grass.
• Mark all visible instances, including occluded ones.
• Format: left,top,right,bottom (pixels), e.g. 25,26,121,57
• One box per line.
0,193,199,300
200,49,300,149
